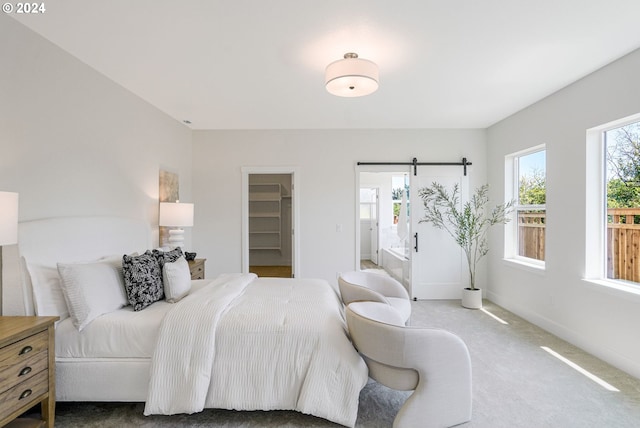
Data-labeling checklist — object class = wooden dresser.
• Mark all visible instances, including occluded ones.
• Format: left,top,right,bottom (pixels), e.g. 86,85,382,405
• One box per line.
0,316,58,428
188,258,206,280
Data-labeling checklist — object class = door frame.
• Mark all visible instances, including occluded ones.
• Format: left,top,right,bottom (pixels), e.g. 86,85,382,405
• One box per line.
241,166,300,277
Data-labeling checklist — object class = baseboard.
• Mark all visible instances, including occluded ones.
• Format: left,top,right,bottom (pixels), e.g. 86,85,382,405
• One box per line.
486,290,640,379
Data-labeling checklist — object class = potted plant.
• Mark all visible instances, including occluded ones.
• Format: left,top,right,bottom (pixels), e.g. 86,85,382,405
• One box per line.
418,182,514,309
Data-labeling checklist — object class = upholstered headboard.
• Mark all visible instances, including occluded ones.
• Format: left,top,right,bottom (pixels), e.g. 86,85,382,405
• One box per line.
3,216,151,316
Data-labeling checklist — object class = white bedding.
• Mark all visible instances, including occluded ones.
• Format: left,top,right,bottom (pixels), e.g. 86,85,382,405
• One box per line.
143,273,368,427
145,273,255,415
206,276,368,426
56,274,368,427
56,280,210,358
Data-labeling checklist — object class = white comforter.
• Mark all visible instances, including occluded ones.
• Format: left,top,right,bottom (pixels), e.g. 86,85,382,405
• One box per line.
144,274,368,427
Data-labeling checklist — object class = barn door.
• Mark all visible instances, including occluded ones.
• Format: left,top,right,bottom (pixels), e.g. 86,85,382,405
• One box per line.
410,168,468,299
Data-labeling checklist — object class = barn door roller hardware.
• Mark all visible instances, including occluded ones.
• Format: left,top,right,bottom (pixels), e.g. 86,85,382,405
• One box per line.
357,157,472,176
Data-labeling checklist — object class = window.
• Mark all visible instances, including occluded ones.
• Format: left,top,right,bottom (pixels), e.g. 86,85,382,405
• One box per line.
391,175,409,225
604,119,640,283
505,146,546,264
359,188,376,220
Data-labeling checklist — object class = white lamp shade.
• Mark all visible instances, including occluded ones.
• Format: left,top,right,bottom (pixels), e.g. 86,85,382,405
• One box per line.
325,53,379,97
0,191,18,245
159,202,194,227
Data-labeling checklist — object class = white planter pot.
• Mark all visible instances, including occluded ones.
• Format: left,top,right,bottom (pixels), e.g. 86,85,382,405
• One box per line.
461,288,482,309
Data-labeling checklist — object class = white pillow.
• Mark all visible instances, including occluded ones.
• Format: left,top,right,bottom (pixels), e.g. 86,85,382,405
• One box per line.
163,256,191,303
27,263,69,321
57,259,129,331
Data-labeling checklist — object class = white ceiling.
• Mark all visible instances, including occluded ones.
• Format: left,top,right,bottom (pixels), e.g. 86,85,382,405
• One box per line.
10,0,640,130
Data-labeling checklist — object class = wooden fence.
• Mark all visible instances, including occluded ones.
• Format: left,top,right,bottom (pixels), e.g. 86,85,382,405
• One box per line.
518,211,545,260
607,208,640,282
520,208,640,282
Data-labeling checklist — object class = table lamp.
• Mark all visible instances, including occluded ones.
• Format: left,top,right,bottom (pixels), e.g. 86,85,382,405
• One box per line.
159,201,194,248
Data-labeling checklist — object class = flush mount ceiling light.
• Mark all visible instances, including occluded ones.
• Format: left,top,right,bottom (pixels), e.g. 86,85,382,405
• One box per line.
325,52,379,97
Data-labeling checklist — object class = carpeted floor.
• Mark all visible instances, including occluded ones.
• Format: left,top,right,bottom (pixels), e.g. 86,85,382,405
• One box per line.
23,300,640,427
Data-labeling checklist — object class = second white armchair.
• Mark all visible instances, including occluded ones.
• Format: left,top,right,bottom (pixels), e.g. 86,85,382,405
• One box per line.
338,270,411,323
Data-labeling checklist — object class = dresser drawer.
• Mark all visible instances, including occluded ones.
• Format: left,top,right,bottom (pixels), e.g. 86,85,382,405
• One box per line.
191,267,204,279
0,349,48,393
0,369,48,418
0,332,48,366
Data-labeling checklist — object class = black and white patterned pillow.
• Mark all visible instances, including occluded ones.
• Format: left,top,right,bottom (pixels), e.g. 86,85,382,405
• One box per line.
122,251,163,311
153,247,184,271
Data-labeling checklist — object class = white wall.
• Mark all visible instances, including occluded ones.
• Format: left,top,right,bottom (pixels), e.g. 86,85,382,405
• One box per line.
0,15,192,244
192,129,486,286
487,48,640,378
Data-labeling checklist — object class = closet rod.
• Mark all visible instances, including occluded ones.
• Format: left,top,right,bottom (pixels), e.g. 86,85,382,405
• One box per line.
357,157,472,176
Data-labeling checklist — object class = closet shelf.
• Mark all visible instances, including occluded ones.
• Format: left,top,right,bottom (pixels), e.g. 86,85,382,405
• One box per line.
249,192,280,201
249,183,282,251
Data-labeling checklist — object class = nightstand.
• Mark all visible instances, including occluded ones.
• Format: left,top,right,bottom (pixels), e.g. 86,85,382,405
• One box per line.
0,316,58,428
188,258,206,280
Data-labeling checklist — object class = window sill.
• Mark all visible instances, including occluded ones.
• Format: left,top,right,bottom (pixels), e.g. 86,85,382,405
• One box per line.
581,278,640,303
502,258,546,275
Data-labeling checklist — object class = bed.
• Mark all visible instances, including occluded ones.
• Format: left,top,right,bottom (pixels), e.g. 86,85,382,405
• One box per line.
3,216,368,427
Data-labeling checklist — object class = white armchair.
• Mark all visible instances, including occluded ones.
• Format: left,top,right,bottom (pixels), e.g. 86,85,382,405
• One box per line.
346,301,472,428
338,270,411,323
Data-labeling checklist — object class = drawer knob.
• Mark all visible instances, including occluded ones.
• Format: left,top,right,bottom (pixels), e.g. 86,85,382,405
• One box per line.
19,345,33,355
19,389,32,400
19,366,32,376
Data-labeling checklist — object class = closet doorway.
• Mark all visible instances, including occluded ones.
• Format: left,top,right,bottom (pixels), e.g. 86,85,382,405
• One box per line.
241,168,299,278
